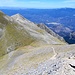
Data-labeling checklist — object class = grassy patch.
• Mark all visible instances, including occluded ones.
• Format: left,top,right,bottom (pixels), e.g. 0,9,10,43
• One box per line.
36,29,44,34
0,22,36,57
0,12,8,25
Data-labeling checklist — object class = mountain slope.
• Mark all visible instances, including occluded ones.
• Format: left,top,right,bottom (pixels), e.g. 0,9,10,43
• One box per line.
0,44,75,75
11,14,66,45
37,23,66,42
0,11,75,75
1,8,75,44
0,12,66,57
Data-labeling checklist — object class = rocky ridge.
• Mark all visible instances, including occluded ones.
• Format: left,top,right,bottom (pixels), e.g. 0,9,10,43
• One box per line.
37,23,65,42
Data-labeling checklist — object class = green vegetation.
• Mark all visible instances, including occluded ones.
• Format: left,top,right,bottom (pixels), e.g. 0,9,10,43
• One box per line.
0,12,42,57
5,23,36,46
36,29,45,34
0,22,36,57
0,12,8,25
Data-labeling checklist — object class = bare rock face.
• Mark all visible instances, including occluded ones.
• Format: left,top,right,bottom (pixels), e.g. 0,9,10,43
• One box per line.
37,23,66,42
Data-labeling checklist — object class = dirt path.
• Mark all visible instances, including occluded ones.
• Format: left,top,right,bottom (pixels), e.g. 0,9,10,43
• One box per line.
50,47,57,59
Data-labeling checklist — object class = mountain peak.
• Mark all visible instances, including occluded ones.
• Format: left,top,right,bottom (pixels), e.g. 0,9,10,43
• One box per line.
11,13,25,20
11,13,32,24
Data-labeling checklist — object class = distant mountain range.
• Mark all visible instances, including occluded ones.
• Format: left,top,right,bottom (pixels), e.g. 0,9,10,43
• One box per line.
0,8,75,44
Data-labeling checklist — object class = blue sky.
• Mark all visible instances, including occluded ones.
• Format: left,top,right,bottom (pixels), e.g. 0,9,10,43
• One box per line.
0,0,75,8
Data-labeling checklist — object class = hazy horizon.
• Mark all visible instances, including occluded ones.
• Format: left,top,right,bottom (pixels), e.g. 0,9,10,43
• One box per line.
0,0,75,9
0,7,75,9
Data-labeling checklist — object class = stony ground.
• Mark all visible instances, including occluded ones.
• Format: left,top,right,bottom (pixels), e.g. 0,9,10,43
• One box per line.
0,44,75,75
0,11,75,75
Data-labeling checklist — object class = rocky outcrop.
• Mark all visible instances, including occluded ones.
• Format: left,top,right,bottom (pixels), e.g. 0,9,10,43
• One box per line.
37,23,66,42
